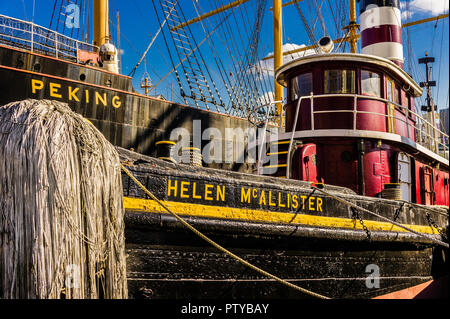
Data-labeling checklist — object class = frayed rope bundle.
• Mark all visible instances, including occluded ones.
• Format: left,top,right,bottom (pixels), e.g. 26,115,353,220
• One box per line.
0,99,127,298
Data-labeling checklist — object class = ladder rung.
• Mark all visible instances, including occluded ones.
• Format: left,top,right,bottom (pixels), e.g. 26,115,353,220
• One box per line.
175,44,192,52
173,38,191,46
170,31,188,38
161,3,179,14
183,65,203,73
165,16,180,24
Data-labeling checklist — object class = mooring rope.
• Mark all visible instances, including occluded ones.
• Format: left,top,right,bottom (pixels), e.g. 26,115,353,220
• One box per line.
311,186,449,249
120,163,331,299
0,99,128,299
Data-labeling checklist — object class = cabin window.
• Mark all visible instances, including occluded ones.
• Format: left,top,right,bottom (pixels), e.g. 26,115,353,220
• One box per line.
361,70,381,97
386,77,400,105
324,69,355,94
386,76,399,133
406,93,414,111
291,72,312,100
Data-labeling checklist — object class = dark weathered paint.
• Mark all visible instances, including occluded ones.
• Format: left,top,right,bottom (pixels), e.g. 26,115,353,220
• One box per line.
0,45,255,173
119,149,448,299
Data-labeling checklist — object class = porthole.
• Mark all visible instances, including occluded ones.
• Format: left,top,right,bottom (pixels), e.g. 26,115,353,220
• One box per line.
106,79,112,87
33,63,40,72
79,73,86,81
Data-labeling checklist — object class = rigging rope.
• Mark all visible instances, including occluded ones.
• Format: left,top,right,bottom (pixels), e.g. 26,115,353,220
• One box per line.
151,0,187,105
179,2,227,112
211,0,257,114
294,1,320,54
128,0,178,77
313,0,328,36
191,0,234,109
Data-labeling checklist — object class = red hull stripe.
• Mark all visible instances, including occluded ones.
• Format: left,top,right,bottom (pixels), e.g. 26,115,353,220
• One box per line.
361,25,402,48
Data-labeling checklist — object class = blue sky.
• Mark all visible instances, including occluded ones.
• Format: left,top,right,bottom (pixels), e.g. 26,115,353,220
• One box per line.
1,0,448,112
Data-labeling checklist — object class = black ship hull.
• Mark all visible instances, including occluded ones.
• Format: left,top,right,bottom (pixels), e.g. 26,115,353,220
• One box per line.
119,148,448,299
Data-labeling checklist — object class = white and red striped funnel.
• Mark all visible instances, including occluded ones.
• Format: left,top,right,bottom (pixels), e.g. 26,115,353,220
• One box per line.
360,0,404,68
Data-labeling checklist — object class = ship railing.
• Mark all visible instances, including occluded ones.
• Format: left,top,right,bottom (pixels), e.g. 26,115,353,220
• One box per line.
0,14,98,64
248,101,283,127
251,94,448,176
283,93,449,170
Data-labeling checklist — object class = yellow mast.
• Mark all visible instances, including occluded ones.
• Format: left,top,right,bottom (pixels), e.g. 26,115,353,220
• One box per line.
93,0,109,46
347,0,358,53
273,0,283,126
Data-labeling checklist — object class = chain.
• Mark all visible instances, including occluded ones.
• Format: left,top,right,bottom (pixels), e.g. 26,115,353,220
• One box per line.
351,207,371,241
426,212,448,241
393,202,406,222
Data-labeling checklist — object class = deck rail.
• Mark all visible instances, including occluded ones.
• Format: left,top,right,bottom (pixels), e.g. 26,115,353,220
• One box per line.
250,93,449,176
0,14,98,63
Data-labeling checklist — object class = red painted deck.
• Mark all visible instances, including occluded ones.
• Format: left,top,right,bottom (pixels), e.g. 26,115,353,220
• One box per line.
373,276,448,299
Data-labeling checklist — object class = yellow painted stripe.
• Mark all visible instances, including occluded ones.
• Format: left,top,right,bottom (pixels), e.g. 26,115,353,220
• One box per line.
267,151,289,156
273,140,290,145
263,164,287,168
155,140,176,145
123,197,439,235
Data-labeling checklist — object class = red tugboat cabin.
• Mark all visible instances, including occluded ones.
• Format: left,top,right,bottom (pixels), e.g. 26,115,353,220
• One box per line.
274,53,449,205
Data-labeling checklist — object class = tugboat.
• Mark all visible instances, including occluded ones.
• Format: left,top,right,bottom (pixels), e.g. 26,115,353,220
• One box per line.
0,0,448,299
266,0,449,205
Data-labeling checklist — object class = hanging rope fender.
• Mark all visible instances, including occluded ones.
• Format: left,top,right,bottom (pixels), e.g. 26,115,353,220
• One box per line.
311,186,449,249
120,163,331,299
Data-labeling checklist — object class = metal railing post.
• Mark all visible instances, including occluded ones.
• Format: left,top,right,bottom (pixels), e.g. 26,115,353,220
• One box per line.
310,93,314,131
55,32,58,58
286,95,305,178
30,21,34,52
353,94,357,130
406,107,410,139
257,102,274,175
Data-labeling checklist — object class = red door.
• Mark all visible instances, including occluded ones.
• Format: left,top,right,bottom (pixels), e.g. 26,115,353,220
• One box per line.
419,166,434,205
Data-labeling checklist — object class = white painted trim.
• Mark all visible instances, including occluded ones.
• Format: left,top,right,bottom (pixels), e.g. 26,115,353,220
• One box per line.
361,42,404,62
360,6,402,31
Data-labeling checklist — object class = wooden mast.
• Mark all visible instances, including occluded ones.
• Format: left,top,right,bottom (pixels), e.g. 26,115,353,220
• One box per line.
93,0,109,46
273,0,283,126
348,0,358,53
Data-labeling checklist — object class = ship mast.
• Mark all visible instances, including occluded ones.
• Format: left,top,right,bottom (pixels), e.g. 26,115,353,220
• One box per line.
343,0,359,53
348,0,358,53
93,0,109,46
273,0,283,126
